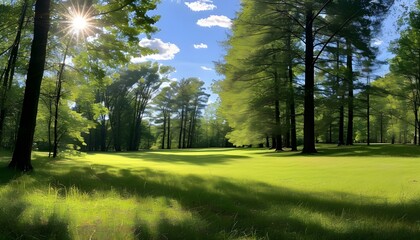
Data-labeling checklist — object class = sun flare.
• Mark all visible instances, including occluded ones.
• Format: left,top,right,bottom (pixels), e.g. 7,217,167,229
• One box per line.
71,15,89,33
62,3,95,40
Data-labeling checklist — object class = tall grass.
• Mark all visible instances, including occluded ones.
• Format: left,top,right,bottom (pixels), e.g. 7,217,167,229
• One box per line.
0,144,419,239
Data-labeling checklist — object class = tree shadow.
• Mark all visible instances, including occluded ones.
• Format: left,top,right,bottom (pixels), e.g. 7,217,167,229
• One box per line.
0,187,71,240
258,144,420,158
25,158,420,239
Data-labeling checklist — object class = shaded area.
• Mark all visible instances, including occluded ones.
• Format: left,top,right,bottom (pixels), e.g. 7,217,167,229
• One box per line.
0,184,71,240
259,144,420,158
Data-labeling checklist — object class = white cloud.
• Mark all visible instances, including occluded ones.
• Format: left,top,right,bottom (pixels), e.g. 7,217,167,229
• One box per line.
194,43,208,49
197,15,232,28
185,0,216,11
133,38,180,62
201,66,213,71
372,38,383,46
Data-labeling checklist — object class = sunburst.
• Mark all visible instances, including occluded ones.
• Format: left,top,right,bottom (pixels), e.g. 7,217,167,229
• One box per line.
62,2,95,40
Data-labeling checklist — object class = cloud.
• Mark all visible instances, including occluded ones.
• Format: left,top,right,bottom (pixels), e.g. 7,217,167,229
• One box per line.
197,15,232,28
133,38,180,62
201,66,213,71
194,43,208,49
185,0,216,11
372,38,383,46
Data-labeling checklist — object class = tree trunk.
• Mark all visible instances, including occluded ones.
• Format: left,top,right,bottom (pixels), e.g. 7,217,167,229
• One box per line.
285,99,291,148
302,8,317,153
336,40,344,146
9,0,51,171
178,107,184,148
380,112,384,143
111,111,122,151
286,32,297,150
367,78,370,145
414,107,418,145
182,112,188,148
52,39,70,158
100,119,107,151
345,40,354,145
161,113,166,149
338,103,344,145
266,136,270,148
167,114,171,149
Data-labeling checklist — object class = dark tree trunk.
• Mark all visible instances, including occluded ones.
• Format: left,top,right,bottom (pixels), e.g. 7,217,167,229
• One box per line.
167,114,171,149
328,123,332,143
178,107,184,149
302,8,317,153
161,113,166,149
100,120,107,151
285,100,291,148
266,136,270,148
9,0,51,171
112,113,122,152
345,40,354,145
414,107,418,145
187,110,194,148
338,103,344,145
182,113,188,148
271,136,277,150
380,112,384,143
367,79,370,145
275,99,282,152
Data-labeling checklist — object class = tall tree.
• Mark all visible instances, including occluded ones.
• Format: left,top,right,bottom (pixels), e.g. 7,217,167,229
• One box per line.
9,0,51,171
126,62,172,151
390,2,420,144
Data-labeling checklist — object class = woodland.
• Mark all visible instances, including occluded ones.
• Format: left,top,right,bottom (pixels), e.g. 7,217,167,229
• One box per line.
0,0,419,171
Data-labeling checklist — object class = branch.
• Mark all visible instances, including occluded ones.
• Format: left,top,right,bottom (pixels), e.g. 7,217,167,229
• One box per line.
313,10,361,65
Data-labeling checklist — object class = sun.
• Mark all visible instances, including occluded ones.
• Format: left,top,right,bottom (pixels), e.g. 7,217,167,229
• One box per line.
71,15,89,33
62,3,95,40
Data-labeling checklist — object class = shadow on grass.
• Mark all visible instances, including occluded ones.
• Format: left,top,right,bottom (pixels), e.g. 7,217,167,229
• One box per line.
5,156,415,239
259,144,420,158
0,185,71,240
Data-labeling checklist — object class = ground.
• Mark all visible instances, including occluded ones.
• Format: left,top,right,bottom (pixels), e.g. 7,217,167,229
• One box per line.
0,144,419,239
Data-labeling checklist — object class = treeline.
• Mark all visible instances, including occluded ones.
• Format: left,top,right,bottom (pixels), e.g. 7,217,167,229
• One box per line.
0,0,230,163
216,0,420,150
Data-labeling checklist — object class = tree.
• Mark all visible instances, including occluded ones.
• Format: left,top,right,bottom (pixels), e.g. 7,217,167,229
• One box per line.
9,0,51,171
152,85,175,149
0,0,28,146
125,62,172,151
174,78,209,149
390,2,420,144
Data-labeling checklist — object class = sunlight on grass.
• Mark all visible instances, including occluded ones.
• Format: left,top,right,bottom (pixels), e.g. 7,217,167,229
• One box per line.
1,144,420,239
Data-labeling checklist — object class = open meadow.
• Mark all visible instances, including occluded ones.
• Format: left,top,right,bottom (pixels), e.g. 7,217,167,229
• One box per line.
0,144,420,239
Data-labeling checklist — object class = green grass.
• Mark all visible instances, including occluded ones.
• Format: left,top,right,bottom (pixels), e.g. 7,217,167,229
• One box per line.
1,144,420,239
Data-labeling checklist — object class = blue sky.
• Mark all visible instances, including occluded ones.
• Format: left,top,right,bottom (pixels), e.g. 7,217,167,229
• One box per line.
133,0,241,102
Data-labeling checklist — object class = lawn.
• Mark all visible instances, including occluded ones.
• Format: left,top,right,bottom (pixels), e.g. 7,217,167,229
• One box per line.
0,144,420,239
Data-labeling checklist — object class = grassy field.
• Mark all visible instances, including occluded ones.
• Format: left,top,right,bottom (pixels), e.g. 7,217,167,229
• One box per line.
0,144,420,239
